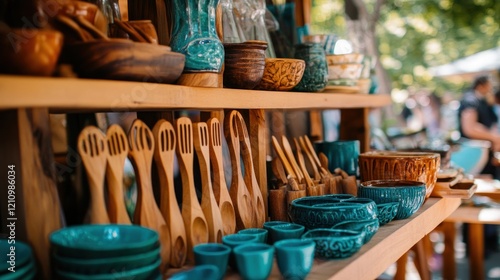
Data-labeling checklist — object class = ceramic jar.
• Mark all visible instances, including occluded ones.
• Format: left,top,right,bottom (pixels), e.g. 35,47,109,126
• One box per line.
293,43,328,92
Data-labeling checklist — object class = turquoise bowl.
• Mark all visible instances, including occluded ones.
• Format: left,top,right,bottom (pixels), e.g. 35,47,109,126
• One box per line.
274,239,315,280
193,243,231,280
53,245,160,274
269,223,305,244
331,218,379,244
323,194,355,201
238,228,268,243
301,229,364,259
359,180,426,219
376,202,400,225
50,224,159,258
233,243,275,280
0,239,33,273
2,257,36,280
263,221,289,244
170,264,219,280
222,234,259,269
289,196,377,229
55,258,160,280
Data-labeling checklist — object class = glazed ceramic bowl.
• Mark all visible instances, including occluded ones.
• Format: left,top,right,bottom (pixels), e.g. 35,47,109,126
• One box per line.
0,29,63,76
359,180,426,219
376,202,399,225
331,218,379,244
193,243,231,280
254,58,305,91
326,53,364,65
327,63,363,81
268,223,305,243
49,224,159,258
358,151,440,198
301,229,364,259
233,243,275,280
323,194,355,201
170,264,220,280
238,228,268,243
274,239,315,279
223,41,267,89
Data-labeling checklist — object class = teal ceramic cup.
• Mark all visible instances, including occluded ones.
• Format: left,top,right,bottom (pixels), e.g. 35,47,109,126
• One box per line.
269,223,305,244
233,243,275,280
314,140,360,176
193,243,231,280
222,234,259,269
238,228,268,243
274,239,316,280
263,221,290,244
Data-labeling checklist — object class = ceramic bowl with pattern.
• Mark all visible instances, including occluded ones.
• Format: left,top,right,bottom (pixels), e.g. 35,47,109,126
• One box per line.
255,58,305,91
326,53,364,65
331,218,379,244
327,63,363,81
301,229,364,259
376,202,399,225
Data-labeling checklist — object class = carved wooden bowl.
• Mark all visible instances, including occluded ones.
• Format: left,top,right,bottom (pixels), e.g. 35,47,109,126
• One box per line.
223,41,267,89
358,151,440,199
255,58,305,91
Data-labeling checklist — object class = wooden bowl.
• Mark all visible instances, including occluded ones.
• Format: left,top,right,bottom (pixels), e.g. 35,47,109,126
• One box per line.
358,151,440,199
254,58,305,91
223,41,267,89
0,29,63,76
64,39,185,83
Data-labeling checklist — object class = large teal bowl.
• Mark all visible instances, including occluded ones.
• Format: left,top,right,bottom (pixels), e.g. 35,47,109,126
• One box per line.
50,224,159,258
359,180,426,219
301,229,364,259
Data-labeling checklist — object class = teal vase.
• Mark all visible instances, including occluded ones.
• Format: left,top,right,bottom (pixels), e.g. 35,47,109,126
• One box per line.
170,0,224,72
293,43,328,92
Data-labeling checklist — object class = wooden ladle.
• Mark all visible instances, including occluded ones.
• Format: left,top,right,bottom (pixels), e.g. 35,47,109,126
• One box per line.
105,124,131,224
128,119,170,271
207,117,236,235
193,122,224,242
77,126,110,224
152,120,187,268
175,117,209,262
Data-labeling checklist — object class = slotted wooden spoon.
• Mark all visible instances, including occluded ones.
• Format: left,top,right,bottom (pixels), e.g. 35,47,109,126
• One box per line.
225,111,255,230
194,122,224,243
236,112,266,228
207,117,236,235
77,126,110,224
152,119,187,268
128,119,170,271
175,117,209,262
105,124,131,224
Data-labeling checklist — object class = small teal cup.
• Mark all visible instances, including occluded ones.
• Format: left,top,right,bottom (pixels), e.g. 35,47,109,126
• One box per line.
269,223,305,244
233,243,275,280
222,234,259,270
314,140,360,176
193,243,231,280
263,221,290,244
238,228,268,243
274,239,316,280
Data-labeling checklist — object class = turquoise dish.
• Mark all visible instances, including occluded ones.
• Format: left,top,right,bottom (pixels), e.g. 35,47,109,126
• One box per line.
170,265,219,280
50,225,159,258
376,202,399,225
1,257,35,280
268,223,305,244
0,239,33,274
331,218,379,244
301,229,364,259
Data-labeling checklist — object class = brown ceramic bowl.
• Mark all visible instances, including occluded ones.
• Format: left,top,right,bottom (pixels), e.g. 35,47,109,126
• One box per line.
358,151,440,199
223,41,267,89
64,39,185,83
254,58,305,91
0,29,63,76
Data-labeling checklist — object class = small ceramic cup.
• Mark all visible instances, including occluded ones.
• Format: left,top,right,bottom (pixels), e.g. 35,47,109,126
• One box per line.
233,243,275,280
269,223,305,244
193,243,231,280
238,228,268,243
274,239,316,280
263,221,291,244
222,234,259,269
314,140,360,176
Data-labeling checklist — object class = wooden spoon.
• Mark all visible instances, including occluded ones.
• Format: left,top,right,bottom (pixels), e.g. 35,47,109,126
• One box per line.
294,138,315,188
152,120,187,268
207,118,236,235
281,135,304,183
128,119,170,271
193,122,224,242
105,124,131,224
271,135,297,180
77,126,110,224
319,152,330,172
297,137,321,180
175,117,209,262
271,157,288,186
236,113,266,228
302,135,330,176
224,111,255,230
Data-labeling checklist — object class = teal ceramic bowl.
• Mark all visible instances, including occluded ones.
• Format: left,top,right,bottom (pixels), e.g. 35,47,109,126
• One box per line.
193,243,231,280
233,243,275,280
376,202,399,225
269,223,305,243
263,221,289,244
170,264,219,280
238,228,268,243
2,257,36,280
323,194,355,201
302,229,364,259
53,245,160,274
50,224,158,258
274,239,315,280
222,234,259,269
331,218,379,244
0,239,33,274
359,180,426,219
55,258,160,280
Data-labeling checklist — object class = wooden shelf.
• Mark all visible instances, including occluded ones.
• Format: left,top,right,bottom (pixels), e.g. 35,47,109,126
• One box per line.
0,75,391,112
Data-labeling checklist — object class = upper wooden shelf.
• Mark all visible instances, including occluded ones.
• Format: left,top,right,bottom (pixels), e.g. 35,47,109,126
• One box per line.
0,75,391,112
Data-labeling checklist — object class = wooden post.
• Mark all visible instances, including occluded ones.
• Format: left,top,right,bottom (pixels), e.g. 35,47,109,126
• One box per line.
0,109,62,279
340,108,370,152
442,222,456,280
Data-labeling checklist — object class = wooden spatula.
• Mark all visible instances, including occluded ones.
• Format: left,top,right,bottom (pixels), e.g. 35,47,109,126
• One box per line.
225,111,255,230
272,135,297,180
282,135,304,183
152,119,187,268
105,124,131,224
302,135,330,176
128,119,170,271
294,138,315,188
175,117,209,262
235,112,266,228
297,137,321,180
207,118,236,235
77,126,110,224
194,122,224,242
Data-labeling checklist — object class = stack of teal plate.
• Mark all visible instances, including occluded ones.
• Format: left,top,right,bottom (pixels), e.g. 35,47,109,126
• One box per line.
0,239,36,279
50,224,161,280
